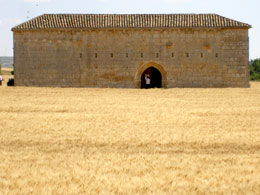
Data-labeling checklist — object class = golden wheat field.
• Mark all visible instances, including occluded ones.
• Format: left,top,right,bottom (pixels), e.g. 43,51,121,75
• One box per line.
1,83,260,194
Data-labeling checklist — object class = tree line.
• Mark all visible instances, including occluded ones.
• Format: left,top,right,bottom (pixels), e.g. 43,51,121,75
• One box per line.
250,58,260,81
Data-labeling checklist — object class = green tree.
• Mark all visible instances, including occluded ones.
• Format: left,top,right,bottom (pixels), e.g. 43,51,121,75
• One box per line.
250,58,260,81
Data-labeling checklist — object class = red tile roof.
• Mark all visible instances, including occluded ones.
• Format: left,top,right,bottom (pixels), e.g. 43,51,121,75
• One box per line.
12,14,251,30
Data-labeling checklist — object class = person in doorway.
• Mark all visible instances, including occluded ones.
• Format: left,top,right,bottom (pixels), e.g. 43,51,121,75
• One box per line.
145,75,151,89
0,75,3,86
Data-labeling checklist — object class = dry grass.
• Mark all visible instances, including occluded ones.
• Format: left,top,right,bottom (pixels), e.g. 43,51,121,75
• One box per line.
1,67,12,75
1,83,260,194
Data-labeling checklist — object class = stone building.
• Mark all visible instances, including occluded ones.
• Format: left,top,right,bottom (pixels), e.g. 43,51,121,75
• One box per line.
12,14,251,88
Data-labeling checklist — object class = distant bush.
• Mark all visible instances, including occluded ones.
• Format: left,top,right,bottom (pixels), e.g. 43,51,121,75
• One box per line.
250,58,260,81
11,70,14,75
7,78,14,86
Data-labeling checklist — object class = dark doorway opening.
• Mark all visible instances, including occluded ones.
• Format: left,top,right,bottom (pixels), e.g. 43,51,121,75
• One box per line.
141,67,162,89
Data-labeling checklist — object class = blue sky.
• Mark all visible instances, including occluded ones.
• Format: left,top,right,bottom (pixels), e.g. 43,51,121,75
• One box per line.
0,0,259,59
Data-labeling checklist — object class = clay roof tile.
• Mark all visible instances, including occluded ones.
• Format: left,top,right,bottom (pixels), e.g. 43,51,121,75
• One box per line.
12,14,252,31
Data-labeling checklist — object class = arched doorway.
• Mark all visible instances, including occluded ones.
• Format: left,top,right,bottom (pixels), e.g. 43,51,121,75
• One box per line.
135,62,167,88
141,67,162,88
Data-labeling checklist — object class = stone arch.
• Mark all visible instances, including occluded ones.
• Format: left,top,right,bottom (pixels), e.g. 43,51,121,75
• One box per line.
135,62,167,88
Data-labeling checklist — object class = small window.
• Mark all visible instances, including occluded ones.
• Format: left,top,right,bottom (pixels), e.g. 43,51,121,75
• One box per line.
80,53,82,58
111,53,113,58
216,53,219,58
141,53,143,58
126,53,128,58
95,53,98,58
172,52,174,58
201,53,203,58
186,53,189,58
156,53,159,58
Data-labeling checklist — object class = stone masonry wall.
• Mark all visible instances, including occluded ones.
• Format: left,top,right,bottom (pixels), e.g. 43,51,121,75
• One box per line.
13,28,249,88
